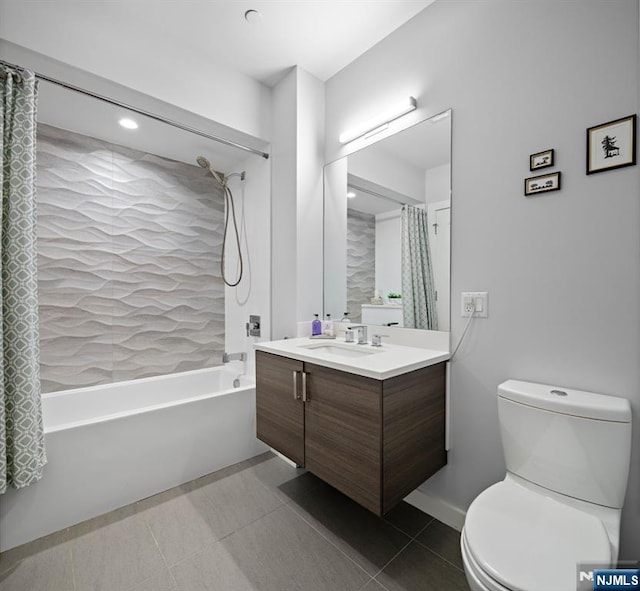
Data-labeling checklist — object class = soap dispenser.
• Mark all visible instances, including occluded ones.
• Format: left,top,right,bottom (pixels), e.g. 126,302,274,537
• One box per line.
341,312,351,323
312,314,322,336
322,313,334,337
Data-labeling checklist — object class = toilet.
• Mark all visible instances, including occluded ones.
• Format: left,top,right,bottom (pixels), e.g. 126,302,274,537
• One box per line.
461,379,632,591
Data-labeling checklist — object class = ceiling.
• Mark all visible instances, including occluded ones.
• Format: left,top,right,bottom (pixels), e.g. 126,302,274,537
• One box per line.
6,0,436,173
132,0,435,85
2,0,434,87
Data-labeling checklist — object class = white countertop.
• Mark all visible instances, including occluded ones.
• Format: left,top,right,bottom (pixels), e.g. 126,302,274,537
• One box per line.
254,337,450,380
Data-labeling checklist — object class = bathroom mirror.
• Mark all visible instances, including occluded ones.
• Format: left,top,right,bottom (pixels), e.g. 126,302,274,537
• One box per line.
324,110,451,331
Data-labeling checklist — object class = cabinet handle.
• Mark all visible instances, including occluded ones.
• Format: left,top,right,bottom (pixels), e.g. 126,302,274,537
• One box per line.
292,370,300,400
302,371,308,402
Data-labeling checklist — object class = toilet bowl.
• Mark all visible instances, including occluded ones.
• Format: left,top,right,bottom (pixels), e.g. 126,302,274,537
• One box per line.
461,380,632,591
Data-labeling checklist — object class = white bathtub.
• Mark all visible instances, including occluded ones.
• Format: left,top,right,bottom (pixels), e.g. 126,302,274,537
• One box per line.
0,366,268,552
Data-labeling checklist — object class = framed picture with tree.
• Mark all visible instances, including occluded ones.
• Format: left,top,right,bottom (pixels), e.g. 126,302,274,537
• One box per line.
587,114,636,174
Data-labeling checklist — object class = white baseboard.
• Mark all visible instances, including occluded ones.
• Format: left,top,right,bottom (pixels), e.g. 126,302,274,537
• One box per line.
404,488,467,532
270,448,300,468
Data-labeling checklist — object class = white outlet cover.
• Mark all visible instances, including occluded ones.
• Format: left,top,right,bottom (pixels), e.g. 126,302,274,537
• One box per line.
461,292,488,317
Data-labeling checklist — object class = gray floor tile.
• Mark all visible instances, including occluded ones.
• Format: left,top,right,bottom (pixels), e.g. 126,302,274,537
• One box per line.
145,467,283,567
376,541,470,591
382,502,434,538
0,543,74,591
172,505,371,591
70,511,165,591
360,580,389,591
286,481,411,576
194,467,284,532
142,487,221,567
126,569,178,591
0,527,70,576
1,456,466,591
248,453,323,502
415,518,463,570
135,481,189,514
169,540,261,591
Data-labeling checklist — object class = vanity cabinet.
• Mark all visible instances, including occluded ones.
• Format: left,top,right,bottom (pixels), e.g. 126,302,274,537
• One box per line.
255,350,447,515
255,353,305,466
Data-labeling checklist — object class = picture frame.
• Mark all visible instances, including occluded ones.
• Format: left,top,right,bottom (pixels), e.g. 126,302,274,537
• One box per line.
524,171,561,196
530,149,554,171
586,114,636,174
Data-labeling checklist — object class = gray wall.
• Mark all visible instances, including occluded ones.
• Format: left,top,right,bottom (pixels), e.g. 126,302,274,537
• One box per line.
37,124,225,392
346,209,376,323
325,0,640,557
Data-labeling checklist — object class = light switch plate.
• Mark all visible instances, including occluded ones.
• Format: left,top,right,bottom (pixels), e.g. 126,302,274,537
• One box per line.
461,292,488,317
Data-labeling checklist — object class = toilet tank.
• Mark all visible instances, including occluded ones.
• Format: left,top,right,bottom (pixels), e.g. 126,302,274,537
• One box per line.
498,380,632,508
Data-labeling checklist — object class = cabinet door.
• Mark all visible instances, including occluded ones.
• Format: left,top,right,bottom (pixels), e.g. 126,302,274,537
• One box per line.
382,363,447,512
256,351,305,466
304,363,382,514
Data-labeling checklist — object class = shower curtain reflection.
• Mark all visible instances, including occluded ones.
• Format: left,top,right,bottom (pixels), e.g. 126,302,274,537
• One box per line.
401,205,438,330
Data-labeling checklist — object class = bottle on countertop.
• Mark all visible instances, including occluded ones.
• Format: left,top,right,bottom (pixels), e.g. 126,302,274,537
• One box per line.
322,313,334,337
341,312,351,322
312,314,322,336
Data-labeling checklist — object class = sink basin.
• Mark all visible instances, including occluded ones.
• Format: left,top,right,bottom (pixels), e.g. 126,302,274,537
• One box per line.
300,342,381,358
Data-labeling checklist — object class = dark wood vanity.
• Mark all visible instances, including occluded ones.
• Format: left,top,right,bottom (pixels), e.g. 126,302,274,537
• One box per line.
255,349,447,515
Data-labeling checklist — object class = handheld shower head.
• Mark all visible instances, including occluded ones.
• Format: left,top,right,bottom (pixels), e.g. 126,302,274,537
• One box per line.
196,156,210,169
197,154,245,288
196,155,225,186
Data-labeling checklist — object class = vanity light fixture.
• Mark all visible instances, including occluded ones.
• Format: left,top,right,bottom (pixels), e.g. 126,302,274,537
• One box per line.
119,118,138,130
347,191,356,198
339,96,417,144
430,111,450,123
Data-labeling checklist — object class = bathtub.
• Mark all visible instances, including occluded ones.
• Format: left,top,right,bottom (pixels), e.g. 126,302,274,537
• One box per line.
0,366,268,552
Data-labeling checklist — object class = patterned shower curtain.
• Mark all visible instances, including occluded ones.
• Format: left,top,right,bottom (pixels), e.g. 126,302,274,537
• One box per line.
0,64,46,493
401,205,438,330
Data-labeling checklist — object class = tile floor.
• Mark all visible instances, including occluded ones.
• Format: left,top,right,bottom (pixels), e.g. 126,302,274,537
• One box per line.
0,452,470,591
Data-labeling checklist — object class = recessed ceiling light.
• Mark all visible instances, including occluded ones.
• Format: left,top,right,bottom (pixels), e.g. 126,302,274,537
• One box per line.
244,9,261,23
347,191,356,198
119,118,138,130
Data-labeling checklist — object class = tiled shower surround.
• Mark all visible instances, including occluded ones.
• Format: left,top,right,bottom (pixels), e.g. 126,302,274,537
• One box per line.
37,124,226,393
346,208,375,324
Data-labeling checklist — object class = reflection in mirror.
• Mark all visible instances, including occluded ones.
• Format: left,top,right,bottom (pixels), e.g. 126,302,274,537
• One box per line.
324,110,451,331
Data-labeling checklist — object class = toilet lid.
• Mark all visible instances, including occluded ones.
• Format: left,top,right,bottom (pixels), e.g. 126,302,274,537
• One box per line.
464,480,611,591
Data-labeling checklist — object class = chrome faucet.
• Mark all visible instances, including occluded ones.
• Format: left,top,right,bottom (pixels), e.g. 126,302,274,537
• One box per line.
222,351,247,363
348,325,368,345
371,334,389,347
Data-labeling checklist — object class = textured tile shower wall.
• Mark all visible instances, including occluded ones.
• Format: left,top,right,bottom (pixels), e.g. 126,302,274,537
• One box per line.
37,124,225,393
346,209,375,324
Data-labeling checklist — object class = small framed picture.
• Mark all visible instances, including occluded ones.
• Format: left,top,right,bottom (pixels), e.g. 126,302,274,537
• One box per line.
530,149,554,171
587,114,636,174
524,171,561,196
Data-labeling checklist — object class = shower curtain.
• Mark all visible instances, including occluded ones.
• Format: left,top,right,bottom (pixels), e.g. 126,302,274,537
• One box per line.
0,64,46,493
401,205,438,330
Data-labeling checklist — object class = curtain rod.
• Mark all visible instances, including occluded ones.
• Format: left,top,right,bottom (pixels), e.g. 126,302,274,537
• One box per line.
347,182,418,207
0,59,270,160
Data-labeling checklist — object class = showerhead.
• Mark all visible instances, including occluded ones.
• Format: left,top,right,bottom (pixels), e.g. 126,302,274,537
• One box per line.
196,155,226,187
196,155,210,169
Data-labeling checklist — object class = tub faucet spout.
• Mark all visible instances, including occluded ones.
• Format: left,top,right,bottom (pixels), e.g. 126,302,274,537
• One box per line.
223,352,247,363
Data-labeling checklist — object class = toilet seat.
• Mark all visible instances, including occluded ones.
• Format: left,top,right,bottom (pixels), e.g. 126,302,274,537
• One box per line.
463,478,611,591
